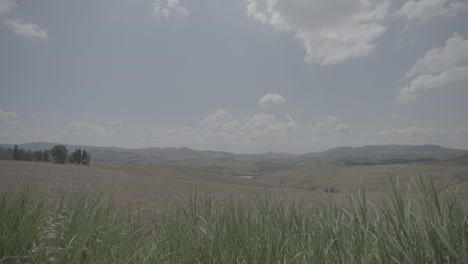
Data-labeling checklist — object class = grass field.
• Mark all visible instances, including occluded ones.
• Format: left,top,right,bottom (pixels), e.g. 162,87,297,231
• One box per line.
1,160,468,263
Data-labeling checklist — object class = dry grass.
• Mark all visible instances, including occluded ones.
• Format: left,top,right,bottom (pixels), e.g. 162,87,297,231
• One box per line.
260,159,468,212
0,161,320,219
1,158,468,216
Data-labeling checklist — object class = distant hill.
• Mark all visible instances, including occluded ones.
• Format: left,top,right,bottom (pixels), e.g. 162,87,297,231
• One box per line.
305,145,468,161
0,142,237,165
1,143,467,166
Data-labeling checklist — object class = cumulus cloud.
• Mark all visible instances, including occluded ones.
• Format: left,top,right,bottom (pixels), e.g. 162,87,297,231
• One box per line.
208,113,300,140
243,113,300,139
222,120,243,130
201,109,228,124
60,121,113,146
0,0,16,16
140,111,302,153
308,116,353,134
376,126,449,147
377,126,443,138
153,0,188,18
142,126,202,149
0,109,18,119
398,33,468,103
309,116,339,132
395,0,468,22
65,121,107,137
246,0,389,65
259,93,285,109
165,126,195,138
4,18,47,40
332,124,353,133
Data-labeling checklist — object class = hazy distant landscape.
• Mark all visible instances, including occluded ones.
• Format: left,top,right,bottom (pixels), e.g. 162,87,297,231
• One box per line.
2,143,468,263
2,142,468,209
3,142,468,176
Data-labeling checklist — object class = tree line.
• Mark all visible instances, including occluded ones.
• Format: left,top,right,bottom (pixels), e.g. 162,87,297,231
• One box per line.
0,145,90,165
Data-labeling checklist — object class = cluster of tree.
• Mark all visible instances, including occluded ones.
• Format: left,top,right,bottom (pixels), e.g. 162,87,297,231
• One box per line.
0,145,51,162
68,148,90,165
0,144,90,165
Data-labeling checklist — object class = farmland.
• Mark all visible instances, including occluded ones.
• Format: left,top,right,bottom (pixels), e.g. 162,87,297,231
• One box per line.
1,158,468,263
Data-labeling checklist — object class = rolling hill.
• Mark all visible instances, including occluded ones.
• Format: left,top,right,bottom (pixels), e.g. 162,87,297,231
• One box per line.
2,142,468,169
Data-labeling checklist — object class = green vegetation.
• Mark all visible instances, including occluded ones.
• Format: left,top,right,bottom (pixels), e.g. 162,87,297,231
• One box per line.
0,145,50,162
50,145,68,164
68,148,91,165
0,145,90,165
1,178,467,263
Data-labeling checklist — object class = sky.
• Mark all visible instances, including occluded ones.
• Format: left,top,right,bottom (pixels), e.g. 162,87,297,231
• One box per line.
0,0,467,154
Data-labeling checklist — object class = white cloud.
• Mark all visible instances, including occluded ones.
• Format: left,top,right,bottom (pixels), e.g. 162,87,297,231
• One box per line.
60,121,113,146
153,0,188,18
201,109,227,124
377,126,443,138
243,113,300,139
376,126,448,147
259,93,285,108
165,126,194,137
246,0,389,65
308,116,353,134
0,0,16,16
110,120,124,126
144,112,300,152
142,126,202,149
395,0,468,22
398,33,468,103
4,18,47,40
222,120,243,130
65,121,106,136
406,33,468,78
208,113,301,140
0,109,18,119
332,124,353,133
309,116,340,133
203,113,301,152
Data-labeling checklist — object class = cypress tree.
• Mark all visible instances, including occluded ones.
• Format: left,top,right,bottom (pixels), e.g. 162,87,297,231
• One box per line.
13,145,19,160
81,149,90,165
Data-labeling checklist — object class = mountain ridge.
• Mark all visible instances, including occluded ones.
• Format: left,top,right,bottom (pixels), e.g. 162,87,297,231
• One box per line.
1,142,468,164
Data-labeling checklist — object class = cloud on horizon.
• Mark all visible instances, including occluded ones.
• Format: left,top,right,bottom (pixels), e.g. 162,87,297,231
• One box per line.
259,93,285,109
200,109,228,124
0,109,18,119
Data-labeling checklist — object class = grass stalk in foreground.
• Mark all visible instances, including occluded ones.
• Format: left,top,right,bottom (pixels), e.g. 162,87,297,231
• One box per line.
1,176,467,263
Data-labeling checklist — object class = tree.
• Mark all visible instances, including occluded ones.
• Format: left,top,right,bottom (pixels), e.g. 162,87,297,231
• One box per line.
24,150,32,161
18,148,25,160
0,148,12,160
50,145,68,164
43,150,50,162
81,149,90,166
33,150,43,162
13,145,19,160
68,153,75,164
74,148,82,164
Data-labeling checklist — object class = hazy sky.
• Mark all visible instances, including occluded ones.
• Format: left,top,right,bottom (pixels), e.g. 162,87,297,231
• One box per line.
1,0,467,153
